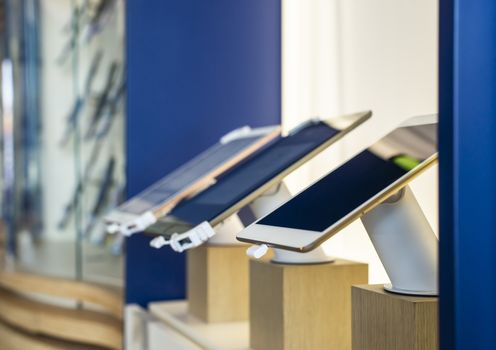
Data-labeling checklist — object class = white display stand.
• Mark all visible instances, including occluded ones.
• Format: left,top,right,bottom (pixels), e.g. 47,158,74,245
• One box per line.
208,214,245,245
361,185,438,296
270,246,333,264
248,183,292,219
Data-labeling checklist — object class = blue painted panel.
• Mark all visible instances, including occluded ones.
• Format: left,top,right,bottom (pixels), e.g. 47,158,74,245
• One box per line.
438,1,455,348
439,0,496,348
125,1,281,306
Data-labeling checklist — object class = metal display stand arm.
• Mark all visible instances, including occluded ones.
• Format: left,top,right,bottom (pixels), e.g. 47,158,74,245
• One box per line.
361,185,438,296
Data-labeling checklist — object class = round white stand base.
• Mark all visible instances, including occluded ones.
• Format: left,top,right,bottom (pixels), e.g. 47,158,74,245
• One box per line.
271,246,334,265
383,284,437,297
209,214,245,245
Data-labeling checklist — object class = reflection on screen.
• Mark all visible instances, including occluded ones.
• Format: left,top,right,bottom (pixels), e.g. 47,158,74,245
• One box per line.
258,123,437,232
169,121,339,225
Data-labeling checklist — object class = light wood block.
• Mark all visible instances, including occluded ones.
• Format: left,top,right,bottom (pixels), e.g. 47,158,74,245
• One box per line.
250,258,368,350
187,244,249,323
352,284,438,350
150,300,250,350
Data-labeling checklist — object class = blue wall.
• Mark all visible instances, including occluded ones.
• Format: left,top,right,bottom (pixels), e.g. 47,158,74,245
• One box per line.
125,1,281,306
439,0,496,348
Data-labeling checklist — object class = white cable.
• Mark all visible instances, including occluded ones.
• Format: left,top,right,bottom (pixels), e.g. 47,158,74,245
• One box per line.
149,236,170,249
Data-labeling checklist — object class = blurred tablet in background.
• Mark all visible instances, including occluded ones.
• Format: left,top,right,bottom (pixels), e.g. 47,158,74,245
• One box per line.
105,125,281,235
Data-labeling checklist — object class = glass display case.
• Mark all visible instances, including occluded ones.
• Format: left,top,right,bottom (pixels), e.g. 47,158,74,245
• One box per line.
1,0,126,288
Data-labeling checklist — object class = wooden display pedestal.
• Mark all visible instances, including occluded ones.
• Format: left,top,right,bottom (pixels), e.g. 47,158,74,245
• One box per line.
352,285,438,350
250,258,368,350
187,244,249,323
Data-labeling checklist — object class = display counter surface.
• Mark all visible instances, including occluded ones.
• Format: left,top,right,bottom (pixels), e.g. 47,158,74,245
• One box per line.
149,300,250,350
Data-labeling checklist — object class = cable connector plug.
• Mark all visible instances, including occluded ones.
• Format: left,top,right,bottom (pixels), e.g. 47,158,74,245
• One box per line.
149,221,216,253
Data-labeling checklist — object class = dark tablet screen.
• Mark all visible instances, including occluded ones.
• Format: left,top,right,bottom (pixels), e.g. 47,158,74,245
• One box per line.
258,123,437,231
169,121,339,225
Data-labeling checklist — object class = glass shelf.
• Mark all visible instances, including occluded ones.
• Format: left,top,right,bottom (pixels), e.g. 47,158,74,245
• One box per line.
1,0,126,288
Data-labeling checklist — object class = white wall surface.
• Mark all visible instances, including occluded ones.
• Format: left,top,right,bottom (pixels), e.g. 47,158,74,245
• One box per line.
282,0,438,284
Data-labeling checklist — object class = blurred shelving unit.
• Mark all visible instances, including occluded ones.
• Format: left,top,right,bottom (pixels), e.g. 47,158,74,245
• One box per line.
0,0,126,348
